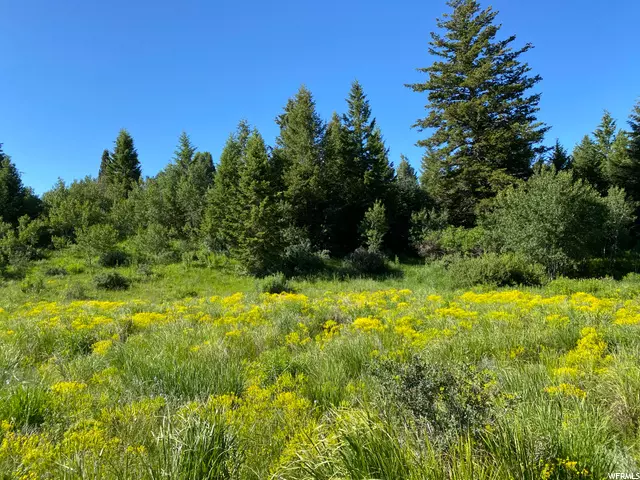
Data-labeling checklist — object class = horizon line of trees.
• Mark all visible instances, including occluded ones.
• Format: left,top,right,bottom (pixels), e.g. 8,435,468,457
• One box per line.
2,0,640,280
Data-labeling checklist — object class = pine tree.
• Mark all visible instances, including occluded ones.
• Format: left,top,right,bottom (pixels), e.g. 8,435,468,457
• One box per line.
343,80,394,208
0,144,41,224
106,129,141,198
98,149,111,182
387,155,424,253
174,131,197,170
320,112,354,254
193,152,215,179
594,111,617,158
275,86,325,246
235,130,283,275
548,140,572,171
624,101,640,202
630,101,640,163
327,81,394,253
572,111,631,195
361,200,388,253
201,121,250,251
407,0,547,226
573,135,606,192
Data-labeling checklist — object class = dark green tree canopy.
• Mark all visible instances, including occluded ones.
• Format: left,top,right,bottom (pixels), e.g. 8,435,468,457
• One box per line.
201,121,250,251
0,144,42,225
408,0,548,226
98,149,110,182
548,140,573,171
105,129,141,197
174,131,197,169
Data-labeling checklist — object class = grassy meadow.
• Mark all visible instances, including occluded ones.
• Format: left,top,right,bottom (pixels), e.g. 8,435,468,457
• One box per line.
1,255,640,479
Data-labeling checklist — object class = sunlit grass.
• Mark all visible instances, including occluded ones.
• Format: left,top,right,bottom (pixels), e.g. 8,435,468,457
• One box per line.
1,256,640,478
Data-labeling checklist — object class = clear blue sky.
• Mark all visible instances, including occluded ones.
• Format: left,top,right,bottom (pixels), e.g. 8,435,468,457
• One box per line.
2,0,639,194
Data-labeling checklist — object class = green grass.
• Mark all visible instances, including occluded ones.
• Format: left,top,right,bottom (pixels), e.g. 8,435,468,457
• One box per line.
0,251,639,478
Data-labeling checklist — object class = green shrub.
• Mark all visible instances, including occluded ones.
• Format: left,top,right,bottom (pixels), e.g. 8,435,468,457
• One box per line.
94,272,131,291
342,248,388,277
414,226,484,259
260,273,292,294
375,357,513,445
75,223,119,265
20,275,46,293
445,252,547,287
361,200,388,253
44,266,67,277
130,223,177,264
98,249,130,268
63,282,89,300
281,242,326,277
482,169,635,276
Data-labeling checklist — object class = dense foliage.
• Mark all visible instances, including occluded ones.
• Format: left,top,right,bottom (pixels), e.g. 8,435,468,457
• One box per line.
1,0,639,283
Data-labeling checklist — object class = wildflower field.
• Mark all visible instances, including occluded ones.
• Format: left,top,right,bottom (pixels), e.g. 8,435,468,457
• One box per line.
1,267,640,478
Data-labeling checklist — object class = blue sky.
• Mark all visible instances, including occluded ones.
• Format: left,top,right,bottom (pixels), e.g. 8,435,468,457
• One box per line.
2,0,639,194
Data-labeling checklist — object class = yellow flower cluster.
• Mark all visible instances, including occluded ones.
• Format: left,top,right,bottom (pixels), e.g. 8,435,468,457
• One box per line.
544,383,587,399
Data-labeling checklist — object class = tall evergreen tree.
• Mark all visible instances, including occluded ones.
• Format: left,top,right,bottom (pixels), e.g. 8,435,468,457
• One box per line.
155,133,216,237
174,131,197,169
98,149,110,182
624,101,640,202
106,129,141,198
320,112,354,254
548,140,572,171
407,0,548,226
630,100,640,163
572,111,631,195
235,130,283,275
387,155,424,253
572,135,606,192
343,80,394,207
594,111,617,158
324,81,394,253
0,144,41,224
275,86,325,246
201,121,250,251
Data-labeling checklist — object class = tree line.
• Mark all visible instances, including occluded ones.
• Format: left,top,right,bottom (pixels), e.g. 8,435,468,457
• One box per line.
2,0,640,281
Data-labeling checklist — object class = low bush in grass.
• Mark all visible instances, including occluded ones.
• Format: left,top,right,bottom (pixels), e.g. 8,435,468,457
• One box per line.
63,282,90,300
259,273,292,294
94,271,131,291
342,248,388,277
98,249,130,268
374,357,513,445
44,266,67,277
445,252,547,288
20,275,46,294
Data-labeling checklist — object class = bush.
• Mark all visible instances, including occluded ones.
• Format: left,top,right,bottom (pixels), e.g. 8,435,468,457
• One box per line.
63,282,89,300
342,248,388,277
374,357,513,445
414,226,484,259
94,272,131,291
481,169,635,276
260,273,292,294
445,252,547,287
98,249,130,268
281,241,327,277
20,275,46,293
361,200,388,253
129,223,177,264
75,224,119,265
44,266,67,277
